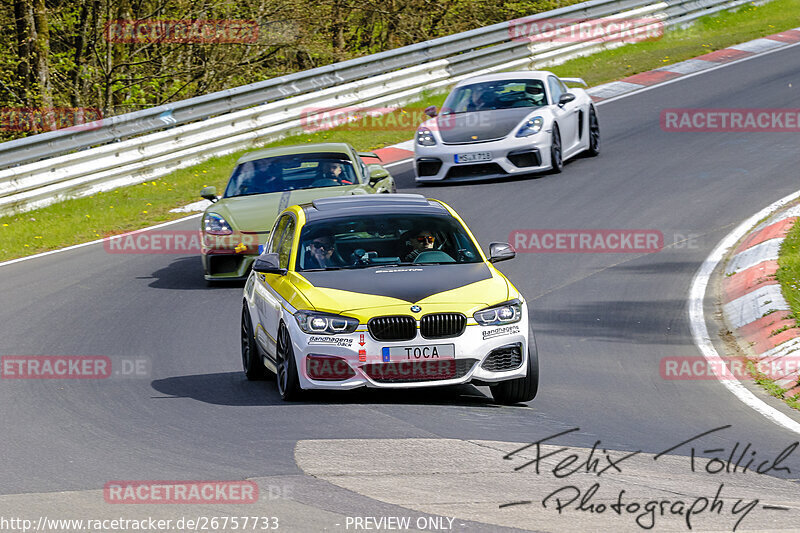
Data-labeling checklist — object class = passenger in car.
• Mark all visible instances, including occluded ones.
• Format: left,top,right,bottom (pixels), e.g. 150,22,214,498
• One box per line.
318,161,353,185
305,234,341,269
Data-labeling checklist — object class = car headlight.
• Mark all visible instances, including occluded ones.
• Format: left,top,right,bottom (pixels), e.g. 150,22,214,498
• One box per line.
474,300,522,326
295,311,359,335
515,116,544,138
203,212,233,235
416,128,437,146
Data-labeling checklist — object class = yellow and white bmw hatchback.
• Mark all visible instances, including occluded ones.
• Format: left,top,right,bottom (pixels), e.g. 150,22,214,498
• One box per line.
240,194,538,404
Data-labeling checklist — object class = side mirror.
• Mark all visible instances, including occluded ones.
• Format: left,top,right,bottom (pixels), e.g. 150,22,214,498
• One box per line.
558,93,576,107
367,164,390,185
489,242,516,263
252,252,286,275
200,186,218,202
424,105,438,118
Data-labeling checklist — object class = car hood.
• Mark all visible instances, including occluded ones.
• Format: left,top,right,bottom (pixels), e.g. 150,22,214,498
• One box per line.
435,107,537,144
213,185,367,231
292,263,513,320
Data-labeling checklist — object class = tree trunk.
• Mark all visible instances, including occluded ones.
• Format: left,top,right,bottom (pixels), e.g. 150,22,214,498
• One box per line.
14,0,34,104
70,0,91,107
31,0,53,128
330,0,346,54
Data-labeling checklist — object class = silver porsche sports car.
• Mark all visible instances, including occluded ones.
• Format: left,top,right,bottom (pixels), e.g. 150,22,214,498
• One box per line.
414,71,599,183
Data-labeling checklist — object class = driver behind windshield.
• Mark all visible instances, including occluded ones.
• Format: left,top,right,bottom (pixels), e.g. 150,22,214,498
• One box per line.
525,83,545,106
404,228,435,263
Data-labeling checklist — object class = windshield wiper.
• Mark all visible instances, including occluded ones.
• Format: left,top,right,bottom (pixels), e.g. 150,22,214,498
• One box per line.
301,266,345,271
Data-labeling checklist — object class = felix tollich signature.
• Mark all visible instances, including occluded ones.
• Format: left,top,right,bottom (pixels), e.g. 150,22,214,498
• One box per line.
499,426,796,531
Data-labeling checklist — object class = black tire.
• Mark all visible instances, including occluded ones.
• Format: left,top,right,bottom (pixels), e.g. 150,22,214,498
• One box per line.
586,106,600,157
242,305,268,380
549,125,563,174
276,323,302,401
490,340,539,405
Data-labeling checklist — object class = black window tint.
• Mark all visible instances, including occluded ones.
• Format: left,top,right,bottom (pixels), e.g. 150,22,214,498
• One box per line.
548,76,563,105
278,218,295,269
268,215,290,255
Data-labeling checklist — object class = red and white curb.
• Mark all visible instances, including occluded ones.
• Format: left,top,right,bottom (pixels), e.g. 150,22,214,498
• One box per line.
587,28,800,101
722,206,800,395
371,140,414,166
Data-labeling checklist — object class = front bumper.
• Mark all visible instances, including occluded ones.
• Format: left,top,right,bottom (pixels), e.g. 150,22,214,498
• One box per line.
285,313,531,390
202,232,267,281
414,133,553,182
202,252,258,281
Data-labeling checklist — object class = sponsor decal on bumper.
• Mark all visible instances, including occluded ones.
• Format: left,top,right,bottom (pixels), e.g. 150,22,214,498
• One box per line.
308,336,354,347
482,325,521,340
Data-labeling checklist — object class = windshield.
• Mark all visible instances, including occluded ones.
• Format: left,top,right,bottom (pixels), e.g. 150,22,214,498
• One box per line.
223,153,358,198
441,79,547,114
297,214,482,271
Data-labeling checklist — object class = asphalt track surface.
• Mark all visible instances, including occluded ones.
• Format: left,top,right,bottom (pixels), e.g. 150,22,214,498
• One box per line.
2,44,800,530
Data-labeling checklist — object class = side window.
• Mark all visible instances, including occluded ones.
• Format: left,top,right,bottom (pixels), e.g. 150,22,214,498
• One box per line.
548,76,563,105
267,215,290,255
278,218,296,269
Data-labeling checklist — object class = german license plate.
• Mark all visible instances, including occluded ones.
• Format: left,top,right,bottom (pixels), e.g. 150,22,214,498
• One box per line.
382,344,455,362
455,151,491,164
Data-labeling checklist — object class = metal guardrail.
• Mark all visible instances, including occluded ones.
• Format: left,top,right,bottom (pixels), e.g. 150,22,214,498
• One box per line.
0,0,758,215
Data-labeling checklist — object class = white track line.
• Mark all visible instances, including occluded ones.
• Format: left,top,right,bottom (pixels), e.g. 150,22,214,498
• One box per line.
0,213,200,268
596,40,800,105
688,190,800,434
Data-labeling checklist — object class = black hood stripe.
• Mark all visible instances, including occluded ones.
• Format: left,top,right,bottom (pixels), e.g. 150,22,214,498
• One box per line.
300,263,492,303
437,108,535,144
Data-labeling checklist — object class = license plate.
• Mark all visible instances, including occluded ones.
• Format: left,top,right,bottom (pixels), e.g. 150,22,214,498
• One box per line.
455,151,491,164
382,344,455,362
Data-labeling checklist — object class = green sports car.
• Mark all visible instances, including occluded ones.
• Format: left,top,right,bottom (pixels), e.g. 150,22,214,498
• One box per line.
200,143,396,281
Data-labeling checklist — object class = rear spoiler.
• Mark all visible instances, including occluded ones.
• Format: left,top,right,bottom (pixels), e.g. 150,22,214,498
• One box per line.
560,77,588,87
358,151,382,161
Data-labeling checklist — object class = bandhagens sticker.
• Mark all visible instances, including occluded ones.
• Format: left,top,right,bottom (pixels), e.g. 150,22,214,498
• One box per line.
482,325,520,340
308,336,354,347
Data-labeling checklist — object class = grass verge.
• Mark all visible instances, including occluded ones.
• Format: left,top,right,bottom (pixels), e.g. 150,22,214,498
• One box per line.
777,221,800,317
548,0,800,86
2,0,800,261
744,360,800,411
754,217,800,405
